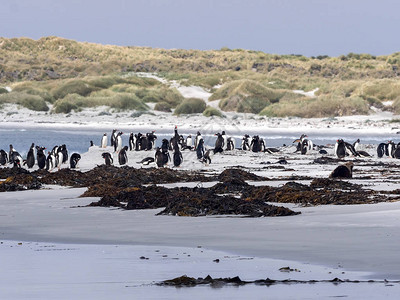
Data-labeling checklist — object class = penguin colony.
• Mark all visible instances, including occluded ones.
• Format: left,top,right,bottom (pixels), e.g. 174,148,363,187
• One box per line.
1,128,399,173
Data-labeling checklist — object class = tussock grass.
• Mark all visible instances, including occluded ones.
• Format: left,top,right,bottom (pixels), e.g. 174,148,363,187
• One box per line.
260,95,370,118
174,98,206,115
203,106,223,117
0,88,8,94
154,102,172,112
0,92,49,111
52,79,98,99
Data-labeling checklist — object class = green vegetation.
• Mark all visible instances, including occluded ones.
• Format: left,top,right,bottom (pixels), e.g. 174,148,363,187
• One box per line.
1,36,400,117
174,98,206,115
203,106,223,117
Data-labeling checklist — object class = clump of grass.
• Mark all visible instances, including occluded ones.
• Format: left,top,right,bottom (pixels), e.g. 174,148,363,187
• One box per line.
260,95,370,118
53,100,78,113
0,92,49,111
356,80,400,101
174,98,206,115
0,87,8,94
154,101,172,112
52,79,98,99
203,106,223,117
134,87,184,107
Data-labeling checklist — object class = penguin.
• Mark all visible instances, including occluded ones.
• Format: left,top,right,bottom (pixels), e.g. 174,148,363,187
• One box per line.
387,140,395,158
46,151,54,171
0,149,8,165
194,131,202,150
202,149,212,165
178,135,185,149
357,150,371,157
61,144,68,164
129,133,135,151
170,126,180,148
115,132,123,152
9,145,23,167
185,135,193,150
293,134,313,154
139,134,148,151
102,152,113,166
344,141,359,157
214,133,224,153
146,131,157,150
319,149,328,155
394,142,400,159
226,137,235,151
90,141,95,147
196,138,205,159
36,146,46,170
330,162,354,178
173,148,183,167
241,134,250,150
335,139,347,159
353,139,360,151
26,143,35,168
155,147,164,167
70,153,81,169
137,157,155,165
135,133,142,151
111,129,117,148
118,146,128,165
260,138,266,152
377,143,386,158
251,135,261,152
161,139,170,153
221,131,228,150
101,133,107,148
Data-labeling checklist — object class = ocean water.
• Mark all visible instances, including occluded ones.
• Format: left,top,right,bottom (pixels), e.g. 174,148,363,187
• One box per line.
0,126,399,158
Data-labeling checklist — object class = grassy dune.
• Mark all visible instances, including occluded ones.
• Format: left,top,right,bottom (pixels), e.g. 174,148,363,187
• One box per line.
1,36,400,116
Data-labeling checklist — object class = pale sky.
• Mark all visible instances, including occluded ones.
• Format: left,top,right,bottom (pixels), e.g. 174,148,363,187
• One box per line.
1,0,399,56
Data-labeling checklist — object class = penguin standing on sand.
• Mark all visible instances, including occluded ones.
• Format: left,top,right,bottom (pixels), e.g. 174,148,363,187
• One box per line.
202,149,212,165
161,139,170,153
173,148,183,167
101,133,107,148
36,146,46,170
70,153,81,169
214,133,224,153
102,152,113,166
115,132,123,152
185,135,193,150
26,143,35,168
46,151,54,170
9,145,23,167
226,137,235,151
196,138,205,159
129,133,135,151
0,149,8,165
353,139,360,151
194,131,202,150
221,131,228,150
377,142,386,158
155,147,170,167
293,134,313,154
146,131,157,150
251,136,262,152
111,129,117,148
387,140,395,158
241,134,250,150
393,142,400,159
118,146,128,165
334,139,347,158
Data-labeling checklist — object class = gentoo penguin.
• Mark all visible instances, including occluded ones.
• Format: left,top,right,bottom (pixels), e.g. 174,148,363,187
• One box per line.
129,133,135,151
26,143,35,168
241,134,250,150
377,143,386,158
353,139,360,151
146,131,157,150
139,134,149,151
335,139,347,159
185,135,193,150
155,147,170,167
330,162,354,178
196,138,205,159
221,131,228,150
173,148,183,167
394,142,400,159
251,135,261,152
111,129,117,148
170,126,180,149
226,137,235,151
293,134,313,154
70,153,81,169
61,144,68,164
387,140,395,158
90,141,95,147
101,133,107,148
194,131,202,150
46,151,54,171
260,138,266,152
118,146,128,165
161,139,170,153
137,157,155,165
344,141,358,157
0,149,8,165
36,146,46,170
135,133,142,151
214,133,224,153
9,145,23,167
202,149,212,165
115,132,123,152
102,152,113,166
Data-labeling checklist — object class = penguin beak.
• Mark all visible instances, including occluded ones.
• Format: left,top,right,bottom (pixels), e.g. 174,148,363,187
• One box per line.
293,139,301,143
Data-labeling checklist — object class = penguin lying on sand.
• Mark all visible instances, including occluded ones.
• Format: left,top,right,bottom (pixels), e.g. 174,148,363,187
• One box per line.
137,157,155,165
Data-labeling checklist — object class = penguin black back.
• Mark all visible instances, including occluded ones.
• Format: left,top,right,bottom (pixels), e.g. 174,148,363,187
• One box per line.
0,149,8,165
214,133,224,153
70,153,81,169
173,149,183,167
102,152,113,166
36,146,46,169
196,139,205,159
26,143,35,168
118,146,128,165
